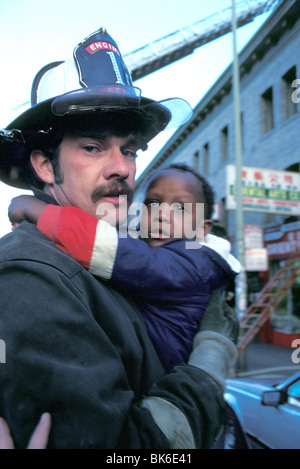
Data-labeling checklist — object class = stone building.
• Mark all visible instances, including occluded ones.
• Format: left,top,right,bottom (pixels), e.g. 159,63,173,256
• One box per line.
134,0,300,345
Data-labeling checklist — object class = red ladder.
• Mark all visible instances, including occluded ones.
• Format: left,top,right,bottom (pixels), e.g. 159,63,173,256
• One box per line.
237,250,300,354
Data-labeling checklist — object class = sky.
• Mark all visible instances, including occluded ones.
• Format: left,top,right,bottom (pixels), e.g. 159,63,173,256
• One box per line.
0,0,272,237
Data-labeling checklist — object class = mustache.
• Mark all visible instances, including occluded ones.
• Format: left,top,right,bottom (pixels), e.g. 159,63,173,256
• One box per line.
91,180,134,205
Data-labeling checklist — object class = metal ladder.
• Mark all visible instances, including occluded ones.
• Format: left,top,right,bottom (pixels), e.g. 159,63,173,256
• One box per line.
126,0,281,80
237,250,300,354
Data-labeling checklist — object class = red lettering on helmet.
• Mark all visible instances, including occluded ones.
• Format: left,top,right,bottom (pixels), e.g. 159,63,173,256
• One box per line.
85,42,120,56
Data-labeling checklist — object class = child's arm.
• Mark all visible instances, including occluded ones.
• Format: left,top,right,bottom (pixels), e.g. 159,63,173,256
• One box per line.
37,205,198,300
8,195,47,227
37,205,99,270
8,196,95,270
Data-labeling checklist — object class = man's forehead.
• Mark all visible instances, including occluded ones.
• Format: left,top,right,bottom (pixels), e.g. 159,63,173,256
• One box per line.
64,128,143,146
59,111,149,149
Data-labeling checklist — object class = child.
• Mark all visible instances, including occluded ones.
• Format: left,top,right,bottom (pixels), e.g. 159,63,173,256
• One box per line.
9,164,240,372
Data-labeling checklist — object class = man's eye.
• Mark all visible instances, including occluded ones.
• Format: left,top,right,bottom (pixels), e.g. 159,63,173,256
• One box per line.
123,149,137,158
84,145,98,153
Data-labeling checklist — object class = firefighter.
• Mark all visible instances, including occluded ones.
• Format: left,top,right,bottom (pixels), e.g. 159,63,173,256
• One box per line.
0,27,238,449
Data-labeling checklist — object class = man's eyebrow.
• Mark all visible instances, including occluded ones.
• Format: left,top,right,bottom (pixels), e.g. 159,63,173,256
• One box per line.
75,132,142,147
122,135,142,148
74,131,110,140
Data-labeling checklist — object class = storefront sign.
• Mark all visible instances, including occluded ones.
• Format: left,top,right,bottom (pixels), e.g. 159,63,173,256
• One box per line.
244,224,264,248
226,165,300,215
264,221,300,259
245,248,268,271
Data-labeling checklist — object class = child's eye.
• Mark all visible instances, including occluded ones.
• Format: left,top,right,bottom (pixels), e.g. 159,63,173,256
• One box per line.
145,199,159,207
173,203,185,211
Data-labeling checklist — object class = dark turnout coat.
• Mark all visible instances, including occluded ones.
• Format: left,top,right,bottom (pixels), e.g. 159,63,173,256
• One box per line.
0,222,225,449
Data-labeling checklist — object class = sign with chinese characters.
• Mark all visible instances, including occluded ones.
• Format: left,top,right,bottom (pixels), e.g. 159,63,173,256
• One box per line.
226,165,300,215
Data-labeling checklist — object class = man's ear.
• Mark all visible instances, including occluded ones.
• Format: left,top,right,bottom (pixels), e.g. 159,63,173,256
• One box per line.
204,220,212,236
30,150,54,185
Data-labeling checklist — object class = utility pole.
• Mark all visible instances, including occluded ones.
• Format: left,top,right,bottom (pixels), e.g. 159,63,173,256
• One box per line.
232,0,247,319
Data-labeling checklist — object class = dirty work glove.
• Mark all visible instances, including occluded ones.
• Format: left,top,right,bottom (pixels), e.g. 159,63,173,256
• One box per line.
138,292,239,449
198,290,239,344
188,290,239,390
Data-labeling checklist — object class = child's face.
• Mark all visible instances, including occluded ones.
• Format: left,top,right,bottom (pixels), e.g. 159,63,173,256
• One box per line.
141,170,211,247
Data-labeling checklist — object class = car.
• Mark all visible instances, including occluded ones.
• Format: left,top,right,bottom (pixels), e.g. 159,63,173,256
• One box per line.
215,366,300,449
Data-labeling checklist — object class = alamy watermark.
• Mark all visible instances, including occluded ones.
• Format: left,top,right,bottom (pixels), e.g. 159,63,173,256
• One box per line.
291,339,300,364
96,199,205,249
0,339,6,363
291,79,300,103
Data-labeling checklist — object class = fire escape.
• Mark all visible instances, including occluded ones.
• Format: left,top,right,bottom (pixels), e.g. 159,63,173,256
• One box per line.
238,250,300,354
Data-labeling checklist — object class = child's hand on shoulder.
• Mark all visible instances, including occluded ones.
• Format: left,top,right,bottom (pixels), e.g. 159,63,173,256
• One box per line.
8,195,47,227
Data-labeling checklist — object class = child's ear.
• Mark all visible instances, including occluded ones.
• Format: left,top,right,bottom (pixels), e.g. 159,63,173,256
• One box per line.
204,220,212,235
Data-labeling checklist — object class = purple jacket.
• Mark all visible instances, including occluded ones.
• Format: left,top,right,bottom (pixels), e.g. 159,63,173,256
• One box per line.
110,234,240,372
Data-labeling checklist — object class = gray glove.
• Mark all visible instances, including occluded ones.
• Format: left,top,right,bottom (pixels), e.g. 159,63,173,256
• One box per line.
139,292,239,448
198,290,239,344
188,290,239,390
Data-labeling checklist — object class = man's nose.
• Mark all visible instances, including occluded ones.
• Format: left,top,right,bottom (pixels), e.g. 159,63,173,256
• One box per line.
103,147,130,180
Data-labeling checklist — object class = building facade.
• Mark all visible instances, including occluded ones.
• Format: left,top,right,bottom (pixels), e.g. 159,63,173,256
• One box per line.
134,0,300,345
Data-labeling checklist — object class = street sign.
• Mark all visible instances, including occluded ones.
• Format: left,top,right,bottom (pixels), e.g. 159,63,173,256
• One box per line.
226,165,300,215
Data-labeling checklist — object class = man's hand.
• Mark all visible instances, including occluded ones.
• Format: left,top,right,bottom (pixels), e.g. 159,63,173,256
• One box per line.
188,291,239,390
0,413,51,449
198,290,239,344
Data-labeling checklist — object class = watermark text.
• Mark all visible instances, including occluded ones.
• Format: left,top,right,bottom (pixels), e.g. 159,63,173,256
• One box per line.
291,79,300,103
0,339,6,363
96,199,205,249
291,339,300,364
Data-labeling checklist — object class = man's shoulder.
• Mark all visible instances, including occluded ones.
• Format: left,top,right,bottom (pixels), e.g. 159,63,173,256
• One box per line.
0,222,82,277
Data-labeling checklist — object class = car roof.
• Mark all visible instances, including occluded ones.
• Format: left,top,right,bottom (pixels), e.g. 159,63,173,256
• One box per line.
227,366,300,389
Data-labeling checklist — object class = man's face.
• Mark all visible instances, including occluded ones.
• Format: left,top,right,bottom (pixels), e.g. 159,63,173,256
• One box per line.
47,130,140,225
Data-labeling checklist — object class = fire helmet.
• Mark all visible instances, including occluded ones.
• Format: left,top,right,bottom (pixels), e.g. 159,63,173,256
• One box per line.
0,27,193,189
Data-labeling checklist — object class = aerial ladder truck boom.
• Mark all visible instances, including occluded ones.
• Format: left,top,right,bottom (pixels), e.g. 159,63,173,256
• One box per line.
125,0,282,80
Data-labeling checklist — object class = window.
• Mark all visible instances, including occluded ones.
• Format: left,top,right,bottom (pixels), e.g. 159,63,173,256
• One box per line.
221,125,229,162
193,151,199,172
281,66,298,121
261,86,274,135
220,197,228,233
202,143,209,174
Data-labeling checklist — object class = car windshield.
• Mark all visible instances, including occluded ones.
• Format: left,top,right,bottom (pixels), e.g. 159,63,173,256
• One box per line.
287,379,300,408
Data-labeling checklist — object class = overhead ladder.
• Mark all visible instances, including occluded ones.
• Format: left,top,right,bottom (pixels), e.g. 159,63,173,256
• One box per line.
8,0,282,118
125,0,282,80
237,251,300,354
